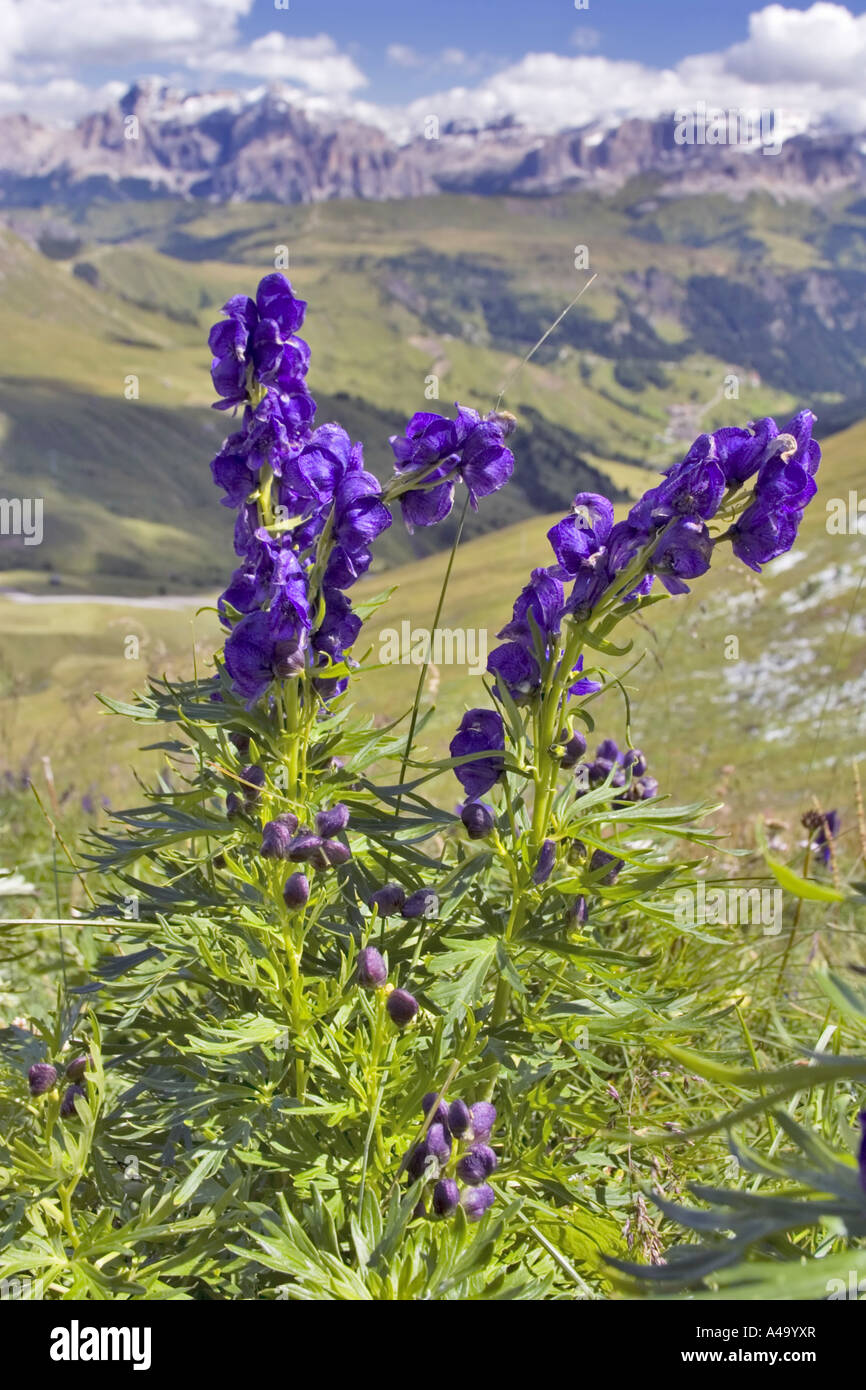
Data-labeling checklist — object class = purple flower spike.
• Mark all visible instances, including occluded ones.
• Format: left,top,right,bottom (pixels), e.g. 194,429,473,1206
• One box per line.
260,819,296,859
387,988,419,1027
315,803,350,838
457,1144,498,1185
470,1102,497,1142
357,946,387,990
283,872,310,910
461,801,495,840
448,1099,474,1141
533,839,556,885
422,1091,450,1128
368,882,407,916
461,1183,496,1221
28,1063,57,1096
432,1178,460,1217
402,889,438,920
60,1083,86,1119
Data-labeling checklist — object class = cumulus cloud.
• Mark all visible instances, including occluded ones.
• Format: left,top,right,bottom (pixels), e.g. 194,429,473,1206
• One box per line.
193,33,367,94
386,43,422,69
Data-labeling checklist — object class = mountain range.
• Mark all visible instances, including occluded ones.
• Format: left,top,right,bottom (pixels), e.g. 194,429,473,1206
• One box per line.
3,80,866,207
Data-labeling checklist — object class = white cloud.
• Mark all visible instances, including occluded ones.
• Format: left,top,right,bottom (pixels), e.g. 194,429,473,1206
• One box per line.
193,33,367,94
386,43,421,69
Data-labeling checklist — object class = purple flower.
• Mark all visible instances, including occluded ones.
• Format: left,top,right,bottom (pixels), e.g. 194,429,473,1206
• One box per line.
731,501,800,573
448,1099,473,1141
460,801,495,840
286,833,325,863
224,608,310,706
321,839,352,868
387,988,419,1027
450,709,505,799
60,1083,86,1119
240,765,266,804
713,417,777,486
402,888,439,920
260,819,295,859
622,748,647,776
368,882,407,916
422,1092,450,1128
569,895,589,926
548,492,614,574
28,1062,57,1096
461,1183,496,1221
630,434,725,529
497,567,564,648
487,641,541,702
283,872,310,910
858,1111,866,1193
457,1144,498,1185
813,809,839,866
470,1101,496,1142
65,1054,91,1082
432,1178,460,1217
408,1123,451,1180
560,730,587,768
316,803,350,838
649,518,713,595
533,839,556,885
589,849,624,884
357,946,387,989
390,405,514,530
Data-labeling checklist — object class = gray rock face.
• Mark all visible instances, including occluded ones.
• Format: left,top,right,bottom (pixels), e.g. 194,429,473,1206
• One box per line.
1,84,865,207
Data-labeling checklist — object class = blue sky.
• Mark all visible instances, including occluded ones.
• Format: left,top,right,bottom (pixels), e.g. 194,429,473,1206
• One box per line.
3,0,866,133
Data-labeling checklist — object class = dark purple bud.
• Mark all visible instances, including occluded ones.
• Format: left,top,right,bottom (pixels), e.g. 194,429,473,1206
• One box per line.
457,1144,498,1185
276,811,300,834
407,1139,431,1181
470,1101,496,1142
408,1123,451,1180
638,776,659,800
368,882,406,916
427,1123,452,1167
226,791,244,818
283,872,310,910
386,988,419,1027
569,894,589,926
65,1054,91,1083
229,731,250,757
460,801,495,840
241,764,266,804
560,731,587,768
260,819,295,859
422,1091,450,1128
858,1111,866,1192
357,946,387,989
286,833,325,863
432,1177,460,1217
461,1182,495,1221
272,640,306,679
589,849,624,884
622,748,647,776
60,1083,86,1118
533,839,556,885
320,839,352,868
448,1099,473,1141
412,1199,427,1219
568,838,587,865
402,889,438,919
28,1062,57,1095
316,803,350,837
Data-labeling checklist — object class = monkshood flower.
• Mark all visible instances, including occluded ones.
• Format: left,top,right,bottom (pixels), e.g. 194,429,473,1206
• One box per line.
283,872,310,910
386,988,419,1027
432,1178,460,1217
208,274,311,410
422,1092,450,1127
357,946,388,989
803,808,839,867
402,888,439,919
857,1111,866,1193
388,405,515,531
462,1183,496,1221
368,882,407,916
450,709,505,798
28,1062,57,1096
407,1123,452,1180
456,1144,498,1185
65,1054,91,1082
533,839,556,885
60,1083,86,1119
460,801,495,840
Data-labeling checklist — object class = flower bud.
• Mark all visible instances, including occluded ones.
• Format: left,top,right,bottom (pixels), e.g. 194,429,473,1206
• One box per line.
60,1083,86,1118
589,849,624,884
229,731,250,757
386,988,419,1027
357,946,387,989
408,1122,451,1180
283,872,310,910
65,1054,91,1083
422,1091,449,1128
448,1099,473,1141
567,838,587,865
276,811,300,834
286,833,325,863
533,839,556,885
427,1123,452,1167
368,882,406,916
568,894,589,927
316,803,350,838
260,819,295,859
320,839,351,868
460,802,495,840
457,1144,498,1185
402,889,438,920
623,748,647,776
470,1101,496,1142
461,1182,495,1221
272,640,306,679
638,776,659,800
28,1062,57,1095
225,791,244,819
432,1177,460,1217
560,731,587,769
241,764,266,804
